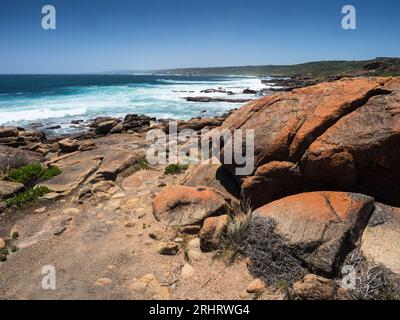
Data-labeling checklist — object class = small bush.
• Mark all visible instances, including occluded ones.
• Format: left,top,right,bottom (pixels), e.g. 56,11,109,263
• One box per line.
6,186,51,207
8,163,61,185
245,216,307,286
164,163,189,175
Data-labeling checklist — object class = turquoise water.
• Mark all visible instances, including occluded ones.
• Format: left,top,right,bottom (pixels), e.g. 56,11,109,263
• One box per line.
0,74,271,133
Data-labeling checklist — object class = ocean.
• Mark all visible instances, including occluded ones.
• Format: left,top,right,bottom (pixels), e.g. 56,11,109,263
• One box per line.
0,74,272,134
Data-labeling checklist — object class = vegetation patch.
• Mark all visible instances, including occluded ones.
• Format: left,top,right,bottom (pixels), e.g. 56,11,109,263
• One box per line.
164,163,189,175
245,216,307,287
122,155,154,177
5,186,51,207
345,248,400,300
217,208,252,264
7,163,61,185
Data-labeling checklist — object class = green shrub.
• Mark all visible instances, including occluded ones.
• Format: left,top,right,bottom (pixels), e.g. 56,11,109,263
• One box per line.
164,163,189,175
8,163,61,185
6,186,51,207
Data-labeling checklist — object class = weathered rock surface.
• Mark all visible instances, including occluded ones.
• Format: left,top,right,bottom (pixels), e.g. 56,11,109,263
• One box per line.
252,191,375,275
200,214,228,252
177,118,224,132
0,145,43,172
153,186,229,226
0,127,45,148
292,274,350,300
40,159,100,194
89,150,135,182
181,158,240,203
219,77,400,208
357,203,400,274
241,161,302,209
58,139,79,153
0,181,24,200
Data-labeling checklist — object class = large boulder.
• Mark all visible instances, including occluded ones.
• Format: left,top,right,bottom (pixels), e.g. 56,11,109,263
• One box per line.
153,186,230,227
251,191,375,275
218,77,400,208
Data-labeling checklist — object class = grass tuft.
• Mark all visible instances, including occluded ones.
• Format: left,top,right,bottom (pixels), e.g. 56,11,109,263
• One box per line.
164,163,189,175
6,186,51,207
217,204,252,264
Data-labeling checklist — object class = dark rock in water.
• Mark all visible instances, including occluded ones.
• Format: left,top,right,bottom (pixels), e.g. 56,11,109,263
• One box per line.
71,119,84,124
28,123,43,128
243,88,257,94
123,114,154,132
46,125,61,130
185,96,252,103
200,88,235,95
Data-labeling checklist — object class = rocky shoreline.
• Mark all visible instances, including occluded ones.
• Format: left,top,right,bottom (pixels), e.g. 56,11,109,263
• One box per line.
1,76,400,300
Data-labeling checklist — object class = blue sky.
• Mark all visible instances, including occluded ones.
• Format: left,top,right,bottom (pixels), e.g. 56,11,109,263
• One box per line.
0,0,399,73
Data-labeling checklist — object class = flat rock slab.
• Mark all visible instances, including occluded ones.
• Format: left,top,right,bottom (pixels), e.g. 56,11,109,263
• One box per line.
122,170,159,194
90,150,136,181
0,180,24,199
40,159,100,194
252,191,375,275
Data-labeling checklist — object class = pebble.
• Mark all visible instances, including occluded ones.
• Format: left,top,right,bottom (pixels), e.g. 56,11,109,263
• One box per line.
94,278,113,287
181,263,195,279
246,279,266,293
62,208,80,215
157,242,179,255
34,207,47,214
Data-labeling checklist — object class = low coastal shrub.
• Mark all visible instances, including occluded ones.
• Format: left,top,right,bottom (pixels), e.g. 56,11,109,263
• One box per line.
8,163,61,185
164,163,189,175
5,186,51,207
245,216,307,286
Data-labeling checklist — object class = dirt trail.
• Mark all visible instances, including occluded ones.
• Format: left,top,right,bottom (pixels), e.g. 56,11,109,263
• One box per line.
0,135,273,300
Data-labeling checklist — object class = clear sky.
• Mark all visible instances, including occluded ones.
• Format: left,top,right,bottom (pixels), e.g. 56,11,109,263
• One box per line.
0,0,399,73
